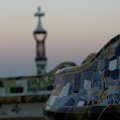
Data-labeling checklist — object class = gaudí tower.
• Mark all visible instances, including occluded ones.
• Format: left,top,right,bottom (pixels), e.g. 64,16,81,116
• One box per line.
33,7,47,75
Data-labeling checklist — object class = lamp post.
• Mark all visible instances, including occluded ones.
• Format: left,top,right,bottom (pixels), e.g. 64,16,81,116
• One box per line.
33,7,47,75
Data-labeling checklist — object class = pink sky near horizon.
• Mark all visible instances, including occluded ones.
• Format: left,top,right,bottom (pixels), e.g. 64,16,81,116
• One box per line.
0,0,120,77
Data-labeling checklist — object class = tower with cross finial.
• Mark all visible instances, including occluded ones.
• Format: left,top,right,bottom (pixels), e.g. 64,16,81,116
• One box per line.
33,7,47,75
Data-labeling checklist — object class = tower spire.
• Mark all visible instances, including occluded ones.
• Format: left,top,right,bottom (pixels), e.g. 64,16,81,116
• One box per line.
34,7,46,33
33,6,47,75
34,6,46,34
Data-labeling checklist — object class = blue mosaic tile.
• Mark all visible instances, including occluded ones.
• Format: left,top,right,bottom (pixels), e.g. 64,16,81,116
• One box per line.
68,84,74,95
115,45,120,56
64,97,75,106
104,69,110,77
91,80,102,89
110,56,117,61
117,57,120,66
104,59,109,69
111,69,119,80
94,71,100,81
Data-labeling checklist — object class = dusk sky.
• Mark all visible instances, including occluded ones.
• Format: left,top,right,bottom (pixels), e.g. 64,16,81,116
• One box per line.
0,0,120,77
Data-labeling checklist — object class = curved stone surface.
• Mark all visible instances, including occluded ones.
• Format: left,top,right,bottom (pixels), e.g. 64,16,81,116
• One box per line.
44,34,120,120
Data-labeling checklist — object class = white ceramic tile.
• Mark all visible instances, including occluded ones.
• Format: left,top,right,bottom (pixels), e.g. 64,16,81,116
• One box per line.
58,83,70,98
77,101,84,106
83,80,91,90
109,59,117,71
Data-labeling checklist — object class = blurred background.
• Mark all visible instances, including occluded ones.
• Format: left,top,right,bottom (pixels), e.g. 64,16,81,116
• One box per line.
0,0,120,77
